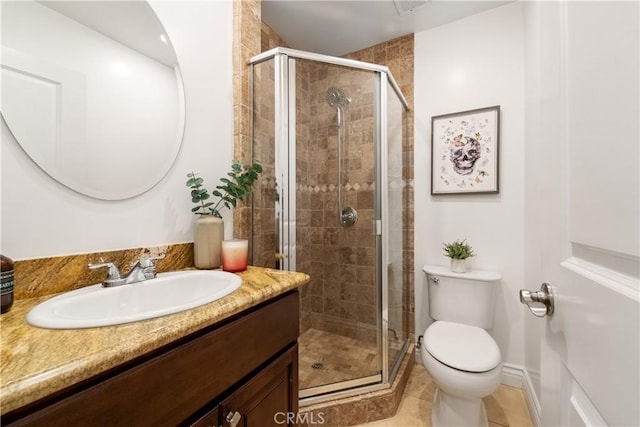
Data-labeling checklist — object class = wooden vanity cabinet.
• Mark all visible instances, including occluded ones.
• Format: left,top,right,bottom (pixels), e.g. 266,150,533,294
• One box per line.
3,291,299,427
192,344,298,427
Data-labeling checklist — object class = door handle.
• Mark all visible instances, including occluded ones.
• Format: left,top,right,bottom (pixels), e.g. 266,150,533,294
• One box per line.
519,282,554,317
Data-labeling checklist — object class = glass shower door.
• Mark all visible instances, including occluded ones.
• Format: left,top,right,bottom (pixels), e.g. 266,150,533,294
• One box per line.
292,58,382,397
383,78,409,378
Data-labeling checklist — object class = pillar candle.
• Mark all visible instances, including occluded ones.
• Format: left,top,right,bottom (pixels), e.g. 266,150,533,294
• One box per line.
221,239,248,272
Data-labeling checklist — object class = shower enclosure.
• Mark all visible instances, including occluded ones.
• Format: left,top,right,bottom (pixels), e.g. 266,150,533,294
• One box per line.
249,48,409,402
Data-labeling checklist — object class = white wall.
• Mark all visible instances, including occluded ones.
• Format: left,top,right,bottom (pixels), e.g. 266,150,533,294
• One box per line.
0,1,234,259
414,2,525,366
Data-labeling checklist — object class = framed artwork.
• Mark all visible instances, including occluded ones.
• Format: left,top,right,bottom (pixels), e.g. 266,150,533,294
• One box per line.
431,105,500,195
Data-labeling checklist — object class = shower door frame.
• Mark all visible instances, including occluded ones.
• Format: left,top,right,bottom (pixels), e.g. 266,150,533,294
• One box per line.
250,47,409,404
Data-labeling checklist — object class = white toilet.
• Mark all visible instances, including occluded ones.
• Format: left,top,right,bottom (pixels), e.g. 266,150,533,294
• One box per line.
421,265,502,427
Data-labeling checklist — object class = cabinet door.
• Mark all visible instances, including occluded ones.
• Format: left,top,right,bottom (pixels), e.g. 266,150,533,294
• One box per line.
221,344,298,427
192,405,219,427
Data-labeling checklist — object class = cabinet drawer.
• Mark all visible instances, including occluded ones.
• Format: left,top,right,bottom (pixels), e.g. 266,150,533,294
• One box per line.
6,291,299,426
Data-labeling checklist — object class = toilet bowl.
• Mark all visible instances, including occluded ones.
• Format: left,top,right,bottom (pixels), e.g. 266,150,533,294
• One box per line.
421,265,503,427
421,321,502,427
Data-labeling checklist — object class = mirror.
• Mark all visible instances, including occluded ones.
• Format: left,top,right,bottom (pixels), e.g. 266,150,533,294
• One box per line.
1,1,185,200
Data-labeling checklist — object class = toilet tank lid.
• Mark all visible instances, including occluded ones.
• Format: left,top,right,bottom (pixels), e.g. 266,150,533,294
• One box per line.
423,321,502,373
422,264,501,282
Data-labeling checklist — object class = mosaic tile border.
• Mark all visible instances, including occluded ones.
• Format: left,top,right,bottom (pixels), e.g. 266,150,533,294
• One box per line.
297,180,413,193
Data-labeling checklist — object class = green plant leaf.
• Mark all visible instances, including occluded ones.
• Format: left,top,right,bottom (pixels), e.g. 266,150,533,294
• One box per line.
442,239,475,259
186,160,263,217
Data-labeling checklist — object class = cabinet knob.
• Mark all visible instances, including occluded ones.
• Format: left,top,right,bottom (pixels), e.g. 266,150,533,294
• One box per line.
226,411,242,427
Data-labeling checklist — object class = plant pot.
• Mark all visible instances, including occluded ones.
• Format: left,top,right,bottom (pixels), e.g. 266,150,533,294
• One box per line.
450,258,468,273
194,216,224,269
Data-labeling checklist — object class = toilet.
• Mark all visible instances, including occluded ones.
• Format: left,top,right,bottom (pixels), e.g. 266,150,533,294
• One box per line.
421,265,502,427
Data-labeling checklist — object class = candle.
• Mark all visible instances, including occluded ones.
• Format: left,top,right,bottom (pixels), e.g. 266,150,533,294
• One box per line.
221,239,248,272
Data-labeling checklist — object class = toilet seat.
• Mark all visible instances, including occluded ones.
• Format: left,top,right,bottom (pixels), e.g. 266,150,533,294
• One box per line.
423,321,501,373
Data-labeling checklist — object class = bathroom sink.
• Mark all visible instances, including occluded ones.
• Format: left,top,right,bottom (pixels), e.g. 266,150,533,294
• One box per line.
26,271,242,329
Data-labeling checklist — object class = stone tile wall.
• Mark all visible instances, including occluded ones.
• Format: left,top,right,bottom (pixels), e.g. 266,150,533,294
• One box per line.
344,35,415,341
232,0,261,245
297,61,378,343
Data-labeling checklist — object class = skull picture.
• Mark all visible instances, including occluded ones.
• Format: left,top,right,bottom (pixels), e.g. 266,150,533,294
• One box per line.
449,134,481,176
432,107,498,193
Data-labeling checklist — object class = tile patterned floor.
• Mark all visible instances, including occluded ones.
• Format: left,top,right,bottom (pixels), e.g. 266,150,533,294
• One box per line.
299,328,379,390
354,366,534,427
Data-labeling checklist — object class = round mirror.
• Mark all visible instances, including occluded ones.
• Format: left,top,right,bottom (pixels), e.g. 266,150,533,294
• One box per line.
1,1,185,200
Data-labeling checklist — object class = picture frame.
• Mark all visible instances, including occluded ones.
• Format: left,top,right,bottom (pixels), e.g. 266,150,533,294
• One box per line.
431,105,500,195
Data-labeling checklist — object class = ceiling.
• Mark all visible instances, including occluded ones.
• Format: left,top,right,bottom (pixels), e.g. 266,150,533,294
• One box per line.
262,0,512,57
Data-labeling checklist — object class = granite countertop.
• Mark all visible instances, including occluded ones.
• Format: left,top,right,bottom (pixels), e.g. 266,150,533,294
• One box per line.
0,266,309,415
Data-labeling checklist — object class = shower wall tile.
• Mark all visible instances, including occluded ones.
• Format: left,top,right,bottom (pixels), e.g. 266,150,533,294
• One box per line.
232,0,261,247
261,21,289,52
346,34,416,339
296,53,376,340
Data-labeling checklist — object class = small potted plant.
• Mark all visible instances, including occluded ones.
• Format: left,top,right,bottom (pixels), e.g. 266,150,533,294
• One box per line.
186,160,262,269
442,239,475,273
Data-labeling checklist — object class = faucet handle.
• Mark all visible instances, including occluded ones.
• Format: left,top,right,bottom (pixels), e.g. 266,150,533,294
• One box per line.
88,262,121,279
88,262,126,287
138,253,166,268
138,254,165,280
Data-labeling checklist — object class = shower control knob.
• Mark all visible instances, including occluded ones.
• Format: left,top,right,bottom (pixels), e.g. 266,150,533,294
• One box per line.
340,206,358,226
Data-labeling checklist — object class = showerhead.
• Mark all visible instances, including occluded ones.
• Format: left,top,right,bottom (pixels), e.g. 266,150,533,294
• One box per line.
326,87,351,108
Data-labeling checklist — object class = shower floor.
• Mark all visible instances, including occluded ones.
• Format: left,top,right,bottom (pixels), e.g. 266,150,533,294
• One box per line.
299,328,379,390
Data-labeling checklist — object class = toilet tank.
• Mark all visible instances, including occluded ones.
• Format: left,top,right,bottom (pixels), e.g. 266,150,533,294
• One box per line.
423,264,501,329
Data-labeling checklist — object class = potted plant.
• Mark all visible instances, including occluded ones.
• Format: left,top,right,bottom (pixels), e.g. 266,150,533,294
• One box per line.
442,239,475,273
186,160,262,269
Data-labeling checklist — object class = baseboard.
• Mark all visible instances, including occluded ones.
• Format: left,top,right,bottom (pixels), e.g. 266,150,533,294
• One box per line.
522,367,542,427
502,363,542,427
502,363,524,388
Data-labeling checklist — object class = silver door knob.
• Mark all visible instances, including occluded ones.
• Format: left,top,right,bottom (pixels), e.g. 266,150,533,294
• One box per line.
519,282,554,317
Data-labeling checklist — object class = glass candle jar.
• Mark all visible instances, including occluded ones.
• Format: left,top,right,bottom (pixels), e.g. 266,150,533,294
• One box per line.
221,239,248,273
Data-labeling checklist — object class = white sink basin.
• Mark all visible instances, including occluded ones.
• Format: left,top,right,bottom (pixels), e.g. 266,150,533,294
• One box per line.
26,271,242,329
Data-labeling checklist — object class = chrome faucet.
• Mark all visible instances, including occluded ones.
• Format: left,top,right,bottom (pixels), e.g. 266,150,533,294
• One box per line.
88,254,165,287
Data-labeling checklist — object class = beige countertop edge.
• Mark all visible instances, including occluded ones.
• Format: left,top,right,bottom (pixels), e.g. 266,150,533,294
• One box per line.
0,267,309,415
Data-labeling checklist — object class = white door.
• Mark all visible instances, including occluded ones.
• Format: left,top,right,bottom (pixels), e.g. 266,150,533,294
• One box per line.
525,1,639,426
